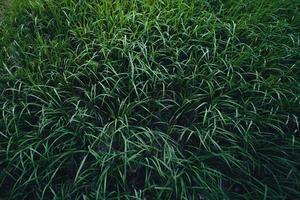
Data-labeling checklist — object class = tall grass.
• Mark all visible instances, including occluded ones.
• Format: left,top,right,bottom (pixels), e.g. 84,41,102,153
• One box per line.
0,0,299,199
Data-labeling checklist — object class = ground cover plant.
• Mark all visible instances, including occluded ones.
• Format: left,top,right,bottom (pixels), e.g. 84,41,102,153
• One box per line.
0,0,299,199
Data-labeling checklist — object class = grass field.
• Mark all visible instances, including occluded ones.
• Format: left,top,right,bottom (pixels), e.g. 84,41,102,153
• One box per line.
0,0,299,199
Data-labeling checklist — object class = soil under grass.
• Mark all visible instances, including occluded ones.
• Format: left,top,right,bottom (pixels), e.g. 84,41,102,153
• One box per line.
0,0,300,199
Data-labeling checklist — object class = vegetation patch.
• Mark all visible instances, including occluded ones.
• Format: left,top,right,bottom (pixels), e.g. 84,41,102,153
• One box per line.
0,0,299,199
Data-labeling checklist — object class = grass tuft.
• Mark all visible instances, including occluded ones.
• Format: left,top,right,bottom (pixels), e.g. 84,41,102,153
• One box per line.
0,0,300,199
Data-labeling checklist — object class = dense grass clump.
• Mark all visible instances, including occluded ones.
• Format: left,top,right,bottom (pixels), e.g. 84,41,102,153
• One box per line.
0,0,299,199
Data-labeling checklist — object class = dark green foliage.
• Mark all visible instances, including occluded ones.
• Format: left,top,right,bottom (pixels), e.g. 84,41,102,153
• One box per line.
0,0,299,199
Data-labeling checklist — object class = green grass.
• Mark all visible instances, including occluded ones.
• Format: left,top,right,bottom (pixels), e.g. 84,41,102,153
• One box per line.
0,0,299,199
